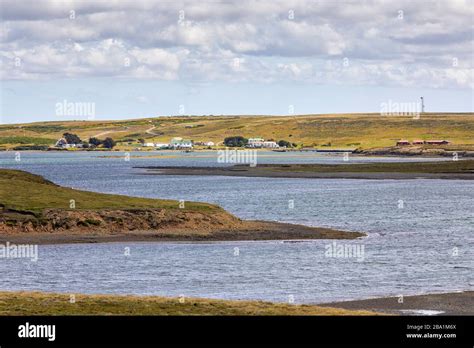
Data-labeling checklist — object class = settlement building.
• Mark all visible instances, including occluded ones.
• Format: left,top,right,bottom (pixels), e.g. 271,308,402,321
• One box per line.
247,138,279,148
54,138,82,148
396,140,411,146
170,137,193,149
247,137,265,148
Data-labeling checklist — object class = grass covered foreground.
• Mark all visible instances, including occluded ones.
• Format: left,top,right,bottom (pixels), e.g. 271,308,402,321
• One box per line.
0,291,377,316
0,169,219,215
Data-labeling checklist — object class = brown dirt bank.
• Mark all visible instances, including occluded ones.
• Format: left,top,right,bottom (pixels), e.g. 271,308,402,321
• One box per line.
0,208,365,245
318,291,474,315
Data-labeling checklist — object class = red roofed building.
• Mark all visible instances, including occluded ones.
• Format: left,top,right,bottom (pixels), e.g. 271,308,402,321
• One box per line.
396,140,411,146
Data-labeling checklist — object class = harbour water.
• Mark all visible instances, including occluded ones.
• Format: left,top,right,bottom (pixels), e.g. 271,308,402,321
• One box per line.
0,151,472,303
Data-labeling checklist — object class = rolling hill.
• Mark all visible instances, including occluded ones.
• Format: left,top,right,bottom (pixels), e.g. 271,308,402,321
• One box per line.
0,113,473,151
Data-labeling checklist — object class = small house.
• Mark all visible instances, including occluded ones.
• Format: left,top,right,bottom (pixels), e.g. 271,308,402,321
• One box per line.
412,140,424,145
248,137,265,148
396,140,411,146
55,138,68,148
262,141,279,148
170,137,193,149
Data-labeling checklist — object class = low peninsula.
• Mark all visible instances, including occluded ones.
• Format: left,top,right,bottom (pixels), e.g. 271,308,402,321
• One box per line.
137,159,474,180
0,169,364,244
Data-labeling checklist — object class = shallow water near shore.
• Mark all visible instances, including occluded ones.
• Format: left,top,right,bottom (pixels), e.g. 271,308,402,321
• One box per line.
0,152,472,304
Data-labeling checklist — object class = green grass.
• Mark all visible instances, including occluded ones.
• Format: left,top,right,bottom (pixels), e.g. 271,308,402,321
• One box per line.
0,169,220,215
262,160,474,173
0,136,56,145
22,125,68,133
0,291,377,315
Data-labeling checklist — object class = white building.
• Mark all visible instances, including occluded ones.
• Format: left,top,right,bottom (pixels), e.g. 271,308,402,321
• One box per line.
170,137,193,149
55,138,83,148
247,138,279,148
247,137,264,148
262,141,279,148
143,142,155,147
203,141,215,147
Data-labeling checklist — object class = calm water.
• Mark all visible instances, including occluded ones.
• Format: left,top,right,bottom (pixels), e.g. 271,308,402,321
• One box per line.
0,151,472,303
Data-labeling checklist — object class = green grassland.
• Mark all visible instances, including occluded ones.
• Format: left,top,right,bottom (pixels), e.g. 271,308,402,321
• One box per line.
0,169,219,215
0,113,472,150
0,291,376,315
0,136,56,145
262,159,474,173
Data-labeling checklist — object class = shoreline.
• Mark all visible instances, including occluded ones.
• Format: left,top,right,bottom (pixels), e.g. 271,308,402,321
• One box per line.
2,148,473,158
318,291,473,316
0,290,470,315
0,220,365,245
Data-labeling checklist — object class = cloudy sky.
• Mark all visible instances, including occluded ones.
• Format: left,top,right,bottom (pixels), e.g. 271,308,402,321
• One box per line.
1,0,473,123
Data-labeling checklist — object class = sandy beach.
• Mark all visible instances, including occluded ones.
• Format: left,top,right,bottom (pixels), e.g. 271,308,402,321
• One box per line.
0,220,365,245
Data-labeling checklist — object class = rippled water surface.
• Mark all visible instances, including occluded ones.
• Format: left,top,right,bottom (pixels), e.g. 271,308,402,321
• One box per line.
0,152,472,303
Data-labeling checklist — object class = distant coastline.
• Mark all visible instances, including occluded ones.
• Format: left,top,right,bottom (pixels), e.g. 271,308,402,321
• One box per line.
137,160,474,180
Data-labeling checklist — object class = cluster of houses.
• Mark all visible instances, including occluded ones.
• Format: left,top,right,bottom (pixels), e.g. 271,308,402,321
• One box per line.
142,137,215,149
142,137,281,149
396,139,451,146
247,137,279,148
54,135,281,150
54,138,83,148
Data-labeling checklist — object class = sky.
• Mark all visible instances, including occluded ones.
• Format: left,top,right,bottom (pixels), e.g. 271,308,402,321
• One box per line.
0,0,473,124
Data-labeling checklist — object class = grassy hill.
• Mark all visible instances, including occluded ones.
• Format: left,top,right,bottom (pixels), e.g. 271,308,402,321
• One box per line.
0,291,376,315
0,169,218,215
0,113,473,150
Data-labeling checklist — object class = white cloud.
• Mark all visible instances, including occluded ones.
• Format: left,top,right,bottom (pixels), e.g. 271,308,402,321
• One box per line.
0,0,472,88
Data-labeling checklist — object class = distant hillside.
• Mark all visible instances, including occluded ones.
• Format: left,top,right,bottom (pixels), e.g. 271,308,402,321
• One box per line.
0,113,473,150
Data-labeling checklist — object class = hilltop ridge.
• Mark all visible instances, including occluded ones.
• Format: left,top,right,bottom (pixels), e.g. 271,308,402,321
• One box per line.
1,113,472,151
